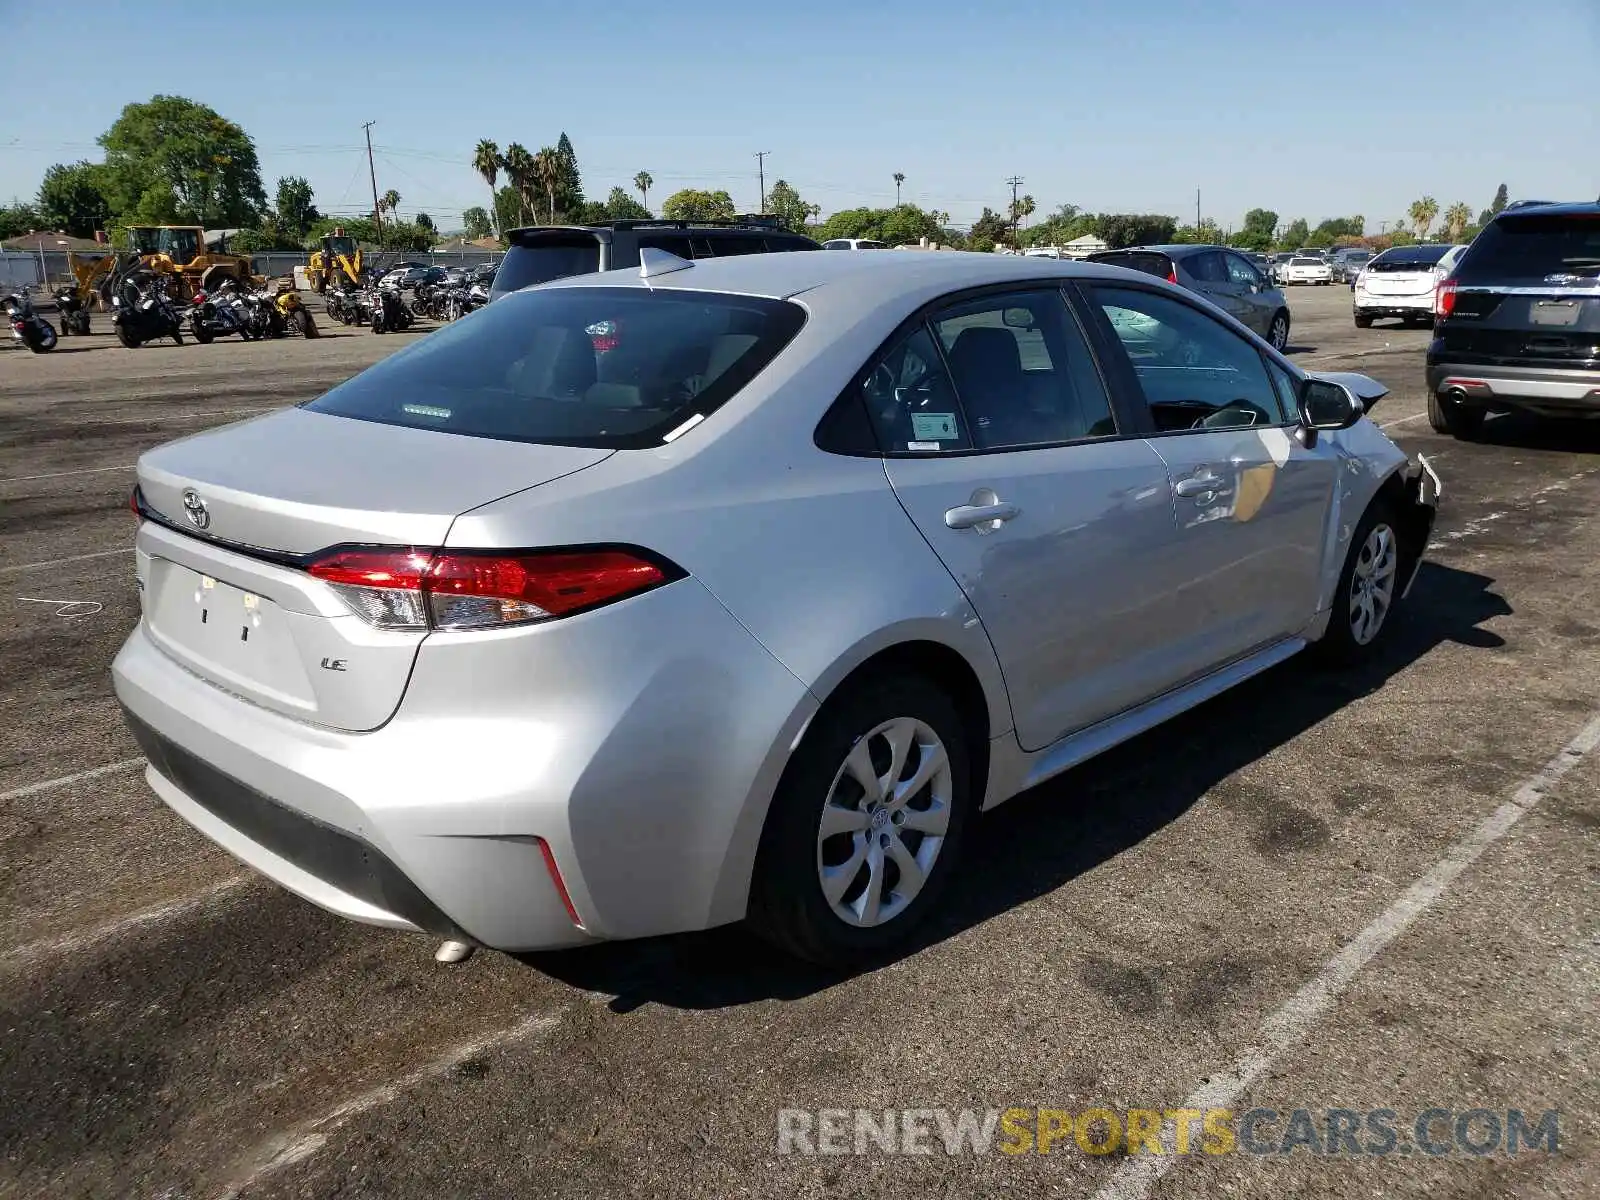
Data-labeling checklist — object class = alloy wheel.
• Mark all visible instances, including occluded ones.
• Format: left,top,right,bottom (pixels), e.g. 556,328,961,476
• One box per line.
1349,523,1398,645
816,716,954,928
1269,314,1289,351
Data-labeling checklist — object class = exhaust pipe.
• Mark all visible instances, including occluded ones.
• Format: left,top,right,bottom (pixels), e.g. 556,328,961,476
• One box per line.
1445,386,1469,404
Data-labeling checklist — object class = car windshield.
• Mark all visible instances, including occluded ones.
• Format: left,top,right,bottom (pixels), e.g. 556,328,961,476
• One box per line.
1454,213,1600,282
304,286,807,449
1368,246,1452,271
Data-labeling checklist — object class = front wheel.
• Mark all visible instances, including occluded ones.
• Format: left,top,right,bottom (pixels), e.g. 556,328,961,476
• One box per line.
747,675,974,967
115,322,140,349
1267,311,1290,352
295,308,318,338
1312,500,1404,666
190,317,215,344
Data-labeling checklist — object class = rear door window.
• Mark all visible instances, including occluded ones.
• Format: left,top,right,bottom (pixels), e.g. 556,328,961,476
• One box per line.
1185,251,1229,283
492,236,603,291
1454,213,1600,284
1225,253,1263,287
305,287,806,449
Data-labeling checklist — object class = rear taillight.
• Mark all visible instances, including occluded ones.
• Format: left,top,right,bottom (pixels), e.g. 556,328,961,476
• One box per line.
306,546,677,631
130,486,144,521
1434,277,1458,318
1166,268,1178,284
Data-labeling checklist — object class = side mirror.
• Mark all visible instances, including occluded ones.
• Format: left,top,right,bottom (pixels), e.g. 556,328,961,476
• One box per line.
1299,378,1364,430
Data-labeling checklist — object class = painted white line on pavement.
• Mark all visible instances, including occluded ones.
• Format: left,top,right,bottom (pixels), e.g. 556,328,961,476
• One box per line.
0,756,144,802
0,463,134,483
215,1012,562,1198
0,547,132,575
1093,709,1600,1200
1,876,252,980
1378,412,1425,430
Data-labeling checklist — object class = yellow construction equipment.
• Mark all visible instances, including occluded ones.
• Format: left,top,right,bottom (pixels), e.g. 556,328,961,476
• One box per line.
122,226,259,301
65,251,117,310
307,231,363,292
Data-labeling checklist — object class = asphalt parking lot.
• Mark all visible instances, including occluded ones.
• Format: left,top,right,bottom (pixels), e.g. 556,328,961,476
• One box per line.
2,283,1596,1199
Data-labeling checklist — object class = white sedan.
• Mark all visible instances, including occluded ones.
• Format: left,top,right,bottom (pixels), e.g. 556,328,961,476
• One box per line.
1281,256,1334,285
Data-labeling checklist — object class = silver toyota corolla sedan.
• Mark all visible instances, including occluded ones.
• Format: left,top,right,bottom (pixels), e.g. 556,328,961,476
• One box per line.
114,249,1441,967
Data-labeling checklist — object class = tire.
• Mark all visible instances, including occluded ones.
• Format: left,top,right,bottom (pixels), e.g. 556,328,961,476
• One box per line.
115,322,140,349
1427,389,1485,440
296,309,318,338
1267,311,1290,352
1312,499,1405,666
32,323,57,352
747,674,975,967
190,317,214,345
1354,312,1374,328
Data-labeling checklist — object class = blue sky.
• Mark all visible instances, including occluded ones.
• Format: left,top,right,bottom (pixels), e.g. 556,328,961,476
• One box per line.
2,0,1595,233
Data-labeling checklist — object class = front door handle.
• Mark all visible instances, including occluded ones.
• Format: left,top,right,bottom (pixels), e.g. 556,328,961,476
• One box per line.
945,501,1020,530
1174,470,1222,500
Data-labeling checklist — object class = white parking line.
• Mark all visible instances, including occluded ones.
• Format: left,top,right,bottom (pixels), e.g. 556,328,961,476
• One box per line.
0,756,145,801
215,1012,562,1198
0,547,132,575
1093,709,1600,1200
0,876,251,980
0,463,135,483
1378,412,1425,430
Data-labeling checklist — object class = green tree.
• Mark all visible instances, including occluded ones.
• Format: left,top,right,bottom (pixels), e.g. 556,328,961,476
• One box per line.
1241,208,1278,244
37,162,112,237
1442,201,1472,242
633,170,653,210
502,144,535,225
893,172,905,205
1097,213,1178,248
660,188,737,222
1278,217,1310,249
98,95,266,226
273,175,319,240
1490,183,1509,214
815,203,942,246
765,179,813,232
604,186,651,220
967,207,1011,252
553,133,583,219
472,139,501,236
416,212,435,233
381,189,401,217
493,183,523,234
0,203,43,238
1408,196,1438,239
462,206,493,239
533,147,562,224
1172,218,1227,244
1312,216,1364,241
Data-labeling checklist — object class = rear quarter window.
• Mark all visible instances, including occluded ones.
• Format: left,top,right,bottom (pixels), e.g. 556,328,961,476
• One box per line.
304,286,806,450
492,237,603,292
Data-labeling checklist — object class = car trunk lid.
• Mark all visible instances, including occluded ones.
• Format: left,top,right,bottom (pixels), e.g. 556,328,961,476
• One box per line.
134,407,612,730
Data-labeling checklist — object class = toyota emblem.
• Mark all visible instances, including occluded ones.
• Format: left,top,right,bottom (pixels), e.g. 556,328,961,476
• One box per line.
181,488,211,530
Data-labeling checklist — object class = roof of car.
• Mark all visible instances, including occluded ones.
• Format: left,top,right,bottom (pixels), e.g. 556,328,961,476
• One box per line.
502,219,807,240
542,247,1140,305
1491,201,1600,217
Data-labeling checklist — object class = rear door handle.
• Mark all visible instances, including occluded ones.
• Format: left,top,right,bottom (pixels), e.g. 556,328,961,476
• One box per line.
944,501,1020,530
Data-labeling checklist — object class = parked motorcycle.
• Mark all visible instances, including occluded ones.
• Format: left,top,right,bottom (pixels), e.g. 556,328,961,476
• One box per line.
187,286,250,343
54,287,90,336
4,288,58,352
111,274,185,348
324,284,359,325
271,285,319,337
369,286,412,334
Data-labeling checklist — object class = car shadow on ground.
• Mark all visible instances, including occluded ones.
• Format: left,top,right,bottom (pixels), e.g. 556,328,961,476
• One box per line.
520,560,1512,1010
1469,411,1600,454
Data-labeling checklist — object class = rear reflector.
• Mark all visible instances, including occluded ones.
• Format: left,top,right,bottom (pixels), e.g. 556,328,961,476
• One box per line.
129,486,144,521
306,545,678,631
536,837,583,927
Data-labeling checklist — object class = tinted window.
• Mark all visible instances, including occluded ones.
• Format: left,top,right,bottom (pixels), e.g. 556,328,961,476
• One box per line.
1367,245,1452,271
709,235,770,256
823,240,851,250
1091,251,1173,279
305,286,805,450
492,237,603,292
1090,286,1290,431
859,326,973,452
928,289,1117,449
1185,251,1229,283
1224,253,1263,286
1454,213,1600,283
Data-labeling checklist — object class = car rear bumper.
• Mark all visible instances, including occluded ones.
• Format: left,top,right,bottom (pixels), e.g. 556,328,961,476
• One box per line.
112,576,817,952
1354,293,1432,315
1426,362,1600,412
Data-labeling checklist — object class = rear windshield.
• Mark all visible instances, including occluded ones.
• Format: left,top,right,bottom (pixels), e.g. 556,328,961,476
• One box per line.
304,286,806,449
1367,245,1452,271
492,236,603,293
1454,213,1600,283
1290,257,1324,266
1090,251,1172,278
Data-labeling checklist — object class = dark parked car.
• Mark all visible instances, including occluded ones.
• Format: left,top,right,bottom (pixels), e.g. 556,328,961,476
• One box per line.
1426,202,1600,439
489,218,820,302
1087,244,1292,350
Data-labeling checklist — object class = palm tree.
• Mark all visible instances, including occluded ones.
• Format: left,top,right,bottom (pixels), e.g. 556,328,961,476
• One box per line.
1409,196,1438,240
634,170,653,210
1443,201,1472,242
533,148,562,224
473,139,501,236
381,189,401,218
893,172,905,206
502,143,534,225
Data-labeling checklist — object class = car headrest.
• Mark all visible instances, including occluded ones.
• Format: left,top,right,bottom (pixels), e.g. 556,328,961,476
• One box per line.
947,326,1022,381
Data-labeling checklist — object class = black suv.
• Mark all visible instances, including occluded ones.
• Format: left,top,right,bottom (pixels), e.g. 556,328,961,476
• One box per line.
1427,202,1600,439
488,217,820,302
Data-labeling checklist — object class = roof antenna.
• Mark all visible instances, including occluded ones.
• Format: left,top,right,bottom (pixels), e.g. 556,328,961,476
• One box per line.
639,247,694,284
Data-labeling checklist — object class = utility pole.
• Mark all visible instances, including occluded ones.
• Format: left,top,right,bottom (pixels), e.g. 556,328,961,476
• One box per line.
1196,188,1201,230
363,121,383,245
754,151,771,213
1006,176,1023,250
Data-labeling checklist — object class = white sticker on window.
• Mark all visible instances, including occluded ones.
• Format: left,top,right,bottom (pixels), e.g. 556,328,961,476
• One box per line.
910,412,959,440
906,440,941,452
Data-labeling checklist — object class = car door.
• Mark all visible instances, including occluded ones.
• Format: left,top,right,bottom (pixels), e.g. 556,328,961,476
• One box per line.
1081,282,1340,683
1222,251,1273,336
1183,250,1243,321
862,286,1178,751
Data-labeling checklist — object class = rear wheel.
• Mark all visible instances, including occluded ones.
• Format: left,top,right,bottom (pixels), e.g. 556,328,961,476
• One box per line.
189,317,214,344
295,308,317,337
747,675,974,967
1427,389,1485,440
1353,312,1374,328
32,323,58,352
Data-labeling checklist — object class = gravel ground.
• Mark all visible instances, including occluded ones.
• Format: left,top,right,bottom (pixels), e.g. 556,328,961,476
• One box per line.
1,285,1595,1199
